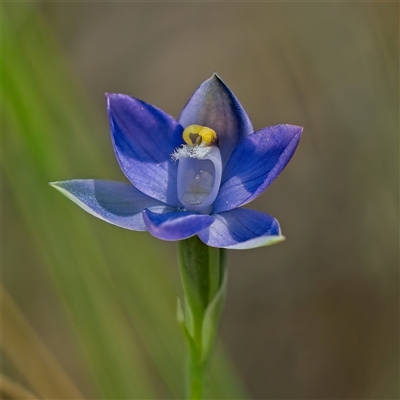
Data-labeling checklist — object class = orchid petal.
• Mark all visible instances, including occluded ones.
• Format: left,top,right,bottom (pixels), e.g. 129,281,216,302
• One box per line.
214,125,302,213
178,74,253,166
50,180,172,231
197,208,284,249
143,209,214,241
107,93,183,206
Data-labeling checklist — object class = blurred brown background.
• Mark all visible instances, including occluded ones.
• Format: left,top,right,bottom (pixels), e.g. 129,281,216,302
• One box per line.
4,1,398,399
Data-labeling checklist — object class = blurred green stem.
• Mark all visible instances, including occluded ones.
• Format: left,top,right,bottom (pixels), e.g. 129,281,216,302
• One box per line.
188,350,206,400
178,237,227,399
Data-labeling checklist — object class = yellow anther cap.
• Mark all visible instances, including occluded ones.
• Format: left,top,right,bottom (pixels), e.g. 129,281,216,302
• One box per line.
182,125,217,147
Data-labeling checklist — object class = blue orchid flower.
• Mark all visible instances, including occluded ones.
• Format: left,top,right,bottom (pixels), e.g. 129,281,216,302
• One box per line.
51,74,302,249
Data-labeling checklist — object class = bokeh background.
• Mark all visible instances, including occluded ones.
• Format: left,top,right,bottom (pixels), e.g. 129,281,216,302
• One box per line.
2,2,398,399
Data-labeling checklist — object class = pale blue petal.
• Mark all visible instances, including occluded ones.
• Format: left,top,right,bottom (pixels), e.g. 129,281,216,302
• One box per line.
198,208,284,249
107,93,183,206
143,209,214,241
214,125,303,213
50,179,173,231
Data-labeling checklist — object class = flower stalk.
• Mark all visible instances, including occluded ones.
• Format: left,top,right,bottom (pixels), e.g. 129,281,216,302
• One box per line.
177,236,227,399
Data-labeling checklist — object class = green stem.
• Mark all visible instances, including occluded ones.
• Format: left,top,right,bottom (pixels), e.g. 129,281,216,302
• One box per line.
188,292,207,400
187,291,206,400
177,237,227,400
189,349,206,400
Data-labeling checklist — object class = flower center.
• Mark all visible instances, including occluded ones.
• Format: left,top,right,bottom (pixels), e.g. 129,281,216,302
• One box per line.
182,124,217,147
173,125,222,214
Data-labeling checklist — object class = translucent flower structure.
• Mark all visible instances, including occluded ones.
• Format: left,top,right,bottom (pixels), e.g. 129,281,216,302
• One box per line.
51,74,302,249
